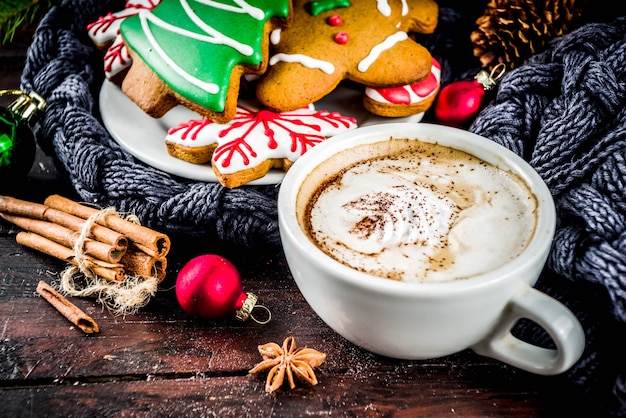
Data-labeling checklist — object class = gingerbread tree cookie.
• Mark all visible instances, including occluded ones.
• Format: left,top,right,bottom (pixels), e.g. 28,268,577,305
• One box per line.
118,0,291,123
255,0,438,116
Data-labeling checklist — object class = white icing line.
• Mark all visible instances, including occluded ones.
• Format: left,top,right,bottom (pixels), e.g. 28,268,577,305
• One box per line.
127,0,162,8
179,0,253,56
358,31,408,73
377,0,391,16
192,0,264,20
139,10,220,94
270,28,281,45
270,53,335,75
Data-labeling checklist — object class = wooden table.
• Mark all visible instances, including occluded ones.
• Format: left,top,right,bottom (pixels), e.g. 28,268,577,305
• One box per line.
0,34,595,418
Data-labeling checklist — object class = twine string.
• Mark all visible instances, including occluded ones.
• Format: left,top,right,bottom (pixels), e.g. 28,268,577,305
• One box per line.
59,206,158,315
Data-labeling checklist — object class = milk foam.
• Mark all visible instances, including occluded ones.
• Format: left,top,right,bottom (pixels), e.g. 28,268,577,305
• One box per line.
306,141,537,282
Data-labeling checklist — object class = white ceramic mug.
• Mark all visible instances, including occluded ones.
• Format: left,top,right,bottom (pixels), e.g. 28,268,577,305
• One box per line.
278,123,585,375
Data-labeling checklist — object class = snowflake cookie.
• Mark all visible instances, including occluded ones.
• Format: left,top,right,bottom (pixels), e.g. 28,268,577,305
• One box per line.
165,101,357,188
87,0,161,84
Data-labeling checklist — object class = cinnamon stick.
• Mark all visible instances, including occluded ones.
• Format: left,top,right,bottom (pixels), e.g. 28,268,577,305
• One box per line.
3,194,170,283
0,195,128,250
2,214,125,264
44,195,170,257
36,281,99,334
122,246,167,283
17,232,125,282
0,195,47,218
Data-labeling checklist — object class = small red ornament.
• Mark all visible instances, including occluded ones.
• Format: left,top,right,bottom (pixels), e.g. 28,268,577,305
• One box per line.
434,63,505,127
175,254,269,322
334,31,349,44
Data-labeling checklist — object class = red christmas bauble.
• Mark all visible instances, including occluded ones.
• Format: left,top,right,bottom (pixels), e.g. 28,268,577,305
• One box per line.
175,254,247,319
434,80,485,128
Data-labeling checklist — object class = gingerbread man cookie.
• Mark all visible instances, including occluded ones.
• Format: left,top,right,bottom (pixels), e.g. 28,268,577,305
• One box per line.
255,0,439,117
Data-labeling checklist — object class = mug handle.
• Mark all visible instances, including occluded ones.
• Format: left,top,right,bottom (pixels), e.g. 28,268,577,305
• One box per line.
471,286,585,375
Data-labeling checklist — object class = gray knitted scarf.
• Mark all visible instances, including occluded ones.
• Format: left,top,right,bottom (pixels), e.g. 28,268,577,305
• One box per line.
469,15,626,416
20,0,626,415
472,18,626,320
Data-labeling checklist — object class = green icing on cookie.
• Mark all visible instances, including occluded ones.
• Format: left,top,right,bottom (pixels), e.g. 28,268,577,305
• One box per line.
120,0,289,113
307,0,350,16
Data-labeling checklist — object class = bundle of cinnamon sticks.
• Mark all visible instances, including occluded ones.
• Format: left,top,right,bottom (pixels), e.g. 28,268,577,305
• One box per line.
0,194,170,282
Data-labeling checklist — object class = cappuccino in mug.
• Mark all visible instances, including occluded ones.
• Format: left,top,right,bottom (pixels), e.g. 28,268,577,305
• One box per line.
298,138,538,283
281,124,583,373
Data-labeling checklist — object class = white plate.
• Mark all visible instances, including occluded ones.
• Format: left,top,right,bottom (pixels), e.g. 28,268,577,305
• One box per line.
99,80,423,183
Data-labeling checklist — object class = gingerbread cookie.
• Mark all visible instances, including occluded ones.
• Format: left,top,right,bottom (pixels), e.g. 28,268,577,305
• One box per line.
364,57,441,117
255,0,438,117
165,101,357,188
87,0,161,84
116,0,291,123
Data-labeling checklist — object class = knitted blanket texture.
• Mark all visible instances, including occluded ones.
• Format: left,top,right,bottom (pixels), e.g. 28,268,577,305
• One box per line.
469,16,626,416
19,0,626,415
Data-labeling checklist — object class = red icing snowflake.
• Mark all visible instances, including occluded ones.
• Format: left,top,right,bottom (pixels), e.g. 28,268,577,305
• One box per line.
87,0,161,77
166,102,357,173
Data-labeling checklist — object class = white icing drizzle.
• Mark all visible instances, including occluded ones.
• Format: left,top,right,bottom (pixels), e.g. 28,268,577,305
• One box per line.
139,10,220,94
270,53,335,75
358,31,408,72
177,0,254,56
400,0,408,15
377,0,391,16
375,0,407,16
270,28,281,45
193,0,264,20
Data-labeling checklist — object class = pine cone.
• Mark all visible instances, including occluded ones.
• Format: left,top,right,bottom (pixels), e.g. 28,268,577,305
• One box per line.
470,0,588,70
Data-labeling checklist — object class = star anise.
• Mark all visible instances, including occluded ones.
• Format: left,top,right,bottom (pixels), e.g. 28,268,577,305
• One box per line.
249,336,326,393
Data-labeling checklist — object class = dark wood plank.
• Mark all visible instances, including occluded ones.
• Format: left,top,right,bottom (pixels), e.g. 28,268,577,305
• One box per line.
2,373,546,418
0,228,594,417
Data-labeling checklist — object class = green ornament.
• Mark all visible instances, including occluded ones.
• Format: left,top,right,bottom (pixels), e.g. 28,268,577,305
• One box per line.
0,89,46,179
